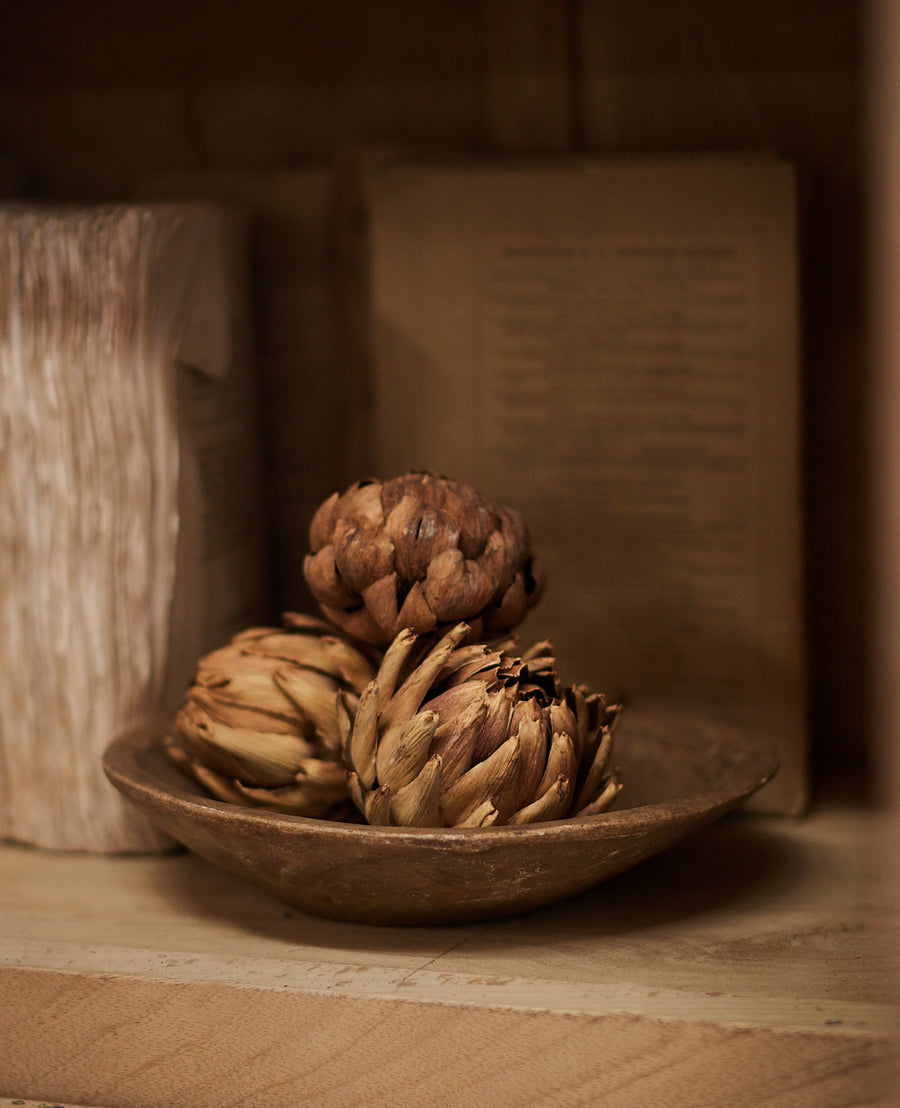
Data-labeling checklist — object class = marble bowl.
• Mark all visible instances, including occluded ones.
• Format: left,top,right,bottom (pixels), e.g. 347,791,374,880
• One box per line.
102,705,778,926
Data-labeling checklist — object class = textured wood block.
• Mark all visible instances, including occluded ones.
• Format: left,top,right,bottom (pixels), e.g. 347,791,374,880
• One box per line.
0,203,267,852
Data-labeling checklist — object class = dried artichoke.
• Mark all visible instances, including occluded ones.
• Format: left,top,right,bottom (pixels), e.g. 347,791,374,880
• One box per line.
339,622,622,828
303,471,545,646
165,613,375,817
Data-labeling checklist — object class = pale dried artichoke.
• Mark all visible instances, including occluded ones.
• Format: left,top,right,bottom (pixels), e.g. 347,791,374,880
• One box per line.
165,613,375,818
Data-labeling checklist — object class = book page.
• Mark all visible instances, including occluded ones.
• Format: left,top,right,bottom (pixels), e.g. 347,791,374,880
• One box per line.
366,157,806,813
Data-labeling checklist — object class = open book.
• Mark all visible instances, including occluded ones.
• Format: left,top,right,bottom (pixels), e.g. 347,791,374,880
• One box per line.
351,153,806,813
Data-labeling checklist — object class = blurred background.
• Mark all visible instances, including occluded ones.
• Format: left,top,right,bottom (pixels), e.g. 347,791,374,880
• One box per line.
0,0,871,798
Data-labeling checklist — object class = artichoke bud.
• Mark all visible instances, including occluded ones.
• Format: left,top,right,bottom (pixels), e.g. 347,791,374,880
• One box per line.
166,613,376,818
304,471,545,646
344,622,623,828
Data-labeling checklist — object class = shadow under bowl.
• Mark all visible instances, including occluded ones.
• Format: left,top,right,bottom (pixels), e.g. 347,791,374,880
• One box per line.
102,705,778,926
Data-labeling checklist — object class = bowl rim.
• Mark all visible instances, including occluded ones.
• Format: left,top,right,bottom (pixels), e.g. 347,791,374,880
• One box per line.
103,718,781,847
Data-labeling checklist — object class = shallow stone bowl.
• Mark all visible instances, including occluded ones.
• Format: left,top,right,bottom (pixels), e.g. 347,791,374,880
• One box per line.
103,705,778,926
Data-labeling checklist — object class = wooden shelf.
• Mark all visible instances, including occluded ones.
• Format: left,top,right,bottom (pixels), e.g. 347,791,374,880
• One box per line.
1,800,896,1107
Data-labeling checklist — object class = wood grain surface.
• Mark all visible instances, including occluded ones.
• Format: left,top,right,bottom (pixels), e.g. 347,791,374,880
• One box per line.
1,802,896,1106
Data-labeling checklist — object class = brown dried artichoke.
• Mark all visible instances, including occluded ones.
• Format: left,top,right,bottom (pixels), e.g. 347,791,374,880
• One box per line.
303,471,545,646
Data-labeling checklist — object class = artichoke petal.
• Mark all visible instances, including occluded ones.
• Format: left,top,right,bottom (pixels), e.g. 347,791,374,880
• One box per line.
303,546,359,608
338,480,386,529
334,523,395,594
202,724,314,786
345,683,379,788
457,797,501,827
375,710,439,791
573,723,616,814
336,689,355,760
373,626,420,710
422,549,497,623
187,685,301,734
471,686,514,763
477,525,518,592
365,783,394,826
537,731,578,801
430,693,488,787
389,754,444,827
509,774,571,825
308,491,340,550
440,733,520,826
361,573,401,640
294,756,350,788
512,711,549,809
232,775,347,818
390,501,460,581
574,772,623,818
327,603,387,645
394,581,439,637
422,680,486,723
164,736,248,806
274,668,345,756
549,693,580,761
239,628,375,693
347,770,367,814
435,642,502,687
379,622,470,731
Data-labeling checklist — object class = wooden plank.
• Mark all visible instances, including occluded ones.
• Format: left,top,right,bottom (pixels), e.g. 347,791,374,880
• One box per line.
0,1101,107,1108
0,803,895,1105
1,969,892,1108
